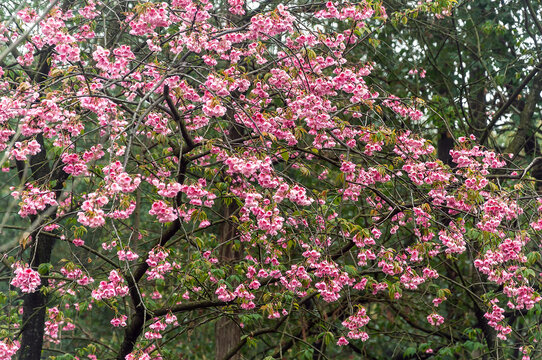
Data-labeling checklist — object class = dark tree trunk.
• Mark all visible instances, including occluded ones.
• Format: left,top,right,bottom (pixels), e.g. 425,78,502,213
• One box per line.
215,316,241,360
19,235,55,360
18,133,60,360
468,66,488,139
437,131,455,167
215,200,241,360
215,112,244,360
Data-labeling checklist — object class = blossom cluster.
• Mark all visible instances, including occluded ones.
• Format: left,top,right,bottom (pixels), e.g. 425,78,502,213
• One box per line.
10,263,41,293
91,270,129,300
0,340,19,360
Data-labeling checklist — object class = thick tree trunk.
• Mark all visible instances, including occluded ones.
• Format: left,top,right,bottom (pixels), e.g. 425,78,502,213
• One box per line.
19,234,55,360
17,131,55,360
215,317,241,360
505,72,542,156
215,207,241,360
215,194,241,360
215,115,243,360
213,3,251,355
468,66,488,139
437,131,454,167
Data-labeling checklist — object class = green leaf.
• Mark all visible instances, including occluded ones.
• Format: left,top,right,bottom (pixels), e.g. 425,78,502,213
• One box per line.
438,347,454,356
38,263,53,275
280,149,289,162
527,251,540,266
523,268,536,279
323,331,334,346
344,265,357,275
302,349,314,360
403,346,416,357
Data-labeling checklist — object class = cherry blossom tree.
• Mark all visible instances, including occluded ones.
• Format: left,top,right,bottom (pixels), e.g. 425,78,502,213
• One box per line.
0,0,541,360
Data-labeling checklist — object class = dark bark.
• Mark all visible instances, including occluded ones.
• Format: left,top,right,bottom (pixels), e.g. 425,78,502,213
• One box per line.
215,111,244,360
468,67,488,139
505,72,542,156
18,134,54,360
18,36,60,358
215,316,241,360
18,133,69,360
504,72,542,191
437,131,455,167
215,172,242,360
19,235,55,360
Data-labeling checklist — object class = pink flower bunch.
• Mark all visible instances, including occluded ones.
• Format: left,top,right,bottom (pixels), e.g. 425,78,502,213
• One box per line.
427,313,444,326
484,300,512,340
280,265,311,295
91,270,129,300
103,161,141,193
10,184,57,218
393,131,435,160
145,248,172,280
149,179,182,198
79,1,98,19
382,95,423,121
399,267,425,290
401,160,451,186
107,200,136,220
408,68,426,78
61,152,89,176
148,200,178,223
128,3,171,36
228,0,245,15
439,229,466,254
450,146,506,171
215,284,236,302
44,307,75,344
342,307,370,341
144,113,170,137
118,249,139,261
0,340,20,360
202,95,226,117
111,315,128,327
287,185,314,206
125,352,151,360
10,139,41,161
503,285,541,310
11,263,41,293
77,192,108,228
180,179,216,206
234,284,256,309
249,4,295,38
60,266,94,286
254,206,284,236
357,248,376,266
145,319,167,339
315,1,375,21
313,260,353,302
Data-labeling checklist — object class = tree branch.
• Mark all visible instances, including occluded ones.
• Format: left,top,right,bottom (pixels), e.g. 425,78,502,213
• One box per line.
480,62,542,144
